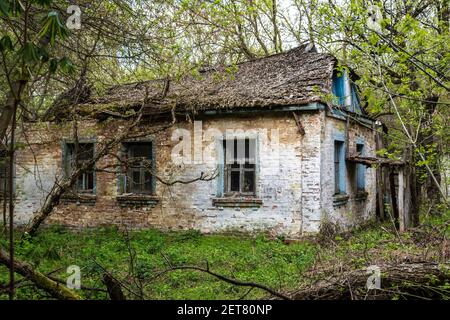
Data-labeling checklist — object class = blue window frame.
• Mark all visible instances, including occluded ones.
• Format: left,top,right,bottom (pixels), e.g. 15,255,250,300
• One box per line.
223,138,256,196
216,136,259,197
332,72,345,107
334,140,346,194
118,140,156,195
63,142,96,194
333,70,363,115
356,143,365,191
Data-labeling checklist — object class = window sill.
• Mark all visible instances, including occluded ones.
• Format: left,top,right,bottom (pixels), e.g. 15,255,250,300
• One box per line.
61,193,97,206
333,193,349,207
212,197,262,208
355,191,368,201
116,194,159,208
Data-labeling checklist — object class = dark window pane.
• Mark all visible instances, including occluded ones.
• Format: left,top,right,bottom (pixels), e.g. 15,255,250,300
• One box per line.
334,141,343,193
356,144,363,154
76,175,83,190
356,144,364,191
230,171,240,192
223,139,256,194
334,142,339,193
65,143,95,193
87,172,94,190
129,143,152,159
243,170,255,192
78,144,94,160
144,171,152,193
132,170,140,187
124,142,154,194
233,138,238,162
69,143,94,161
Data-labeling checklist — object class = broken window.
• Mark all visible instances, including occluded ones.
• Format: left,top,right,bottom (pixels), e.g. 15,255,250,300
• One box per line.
356,143,365,191
334,140,345,194
65,143,95,193
223,138,256,195
122,142,153,194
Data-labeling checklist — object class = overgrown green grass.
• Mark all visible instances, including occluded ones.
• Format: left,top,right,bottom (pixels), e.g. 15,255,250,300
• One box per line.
1,211,448,300
0,227,315,300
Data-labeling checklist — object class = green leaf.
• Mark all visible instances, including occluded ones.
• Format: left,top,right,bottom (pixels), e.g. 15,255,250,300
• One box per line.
49,58,58,73
38,10,68,45
0,35,13,51
31,0,52,6
0,0,9,16
38,46,49,62
7,0,25,16
18,42,41,64
59,57,75,74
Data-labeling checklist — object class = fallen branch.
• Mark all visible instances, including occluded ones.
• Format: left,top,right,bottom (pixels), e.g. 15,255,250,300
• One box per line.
290,262,449,300
92,258,145,299
153,259,291,300
0,248,81,300
47,275,107,293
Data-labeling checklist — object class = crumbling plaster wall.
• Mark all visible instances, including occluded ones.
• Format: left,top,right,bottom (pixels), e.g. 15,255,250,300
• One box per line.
11,112,324,237
320,115,377,230
11,110,373,238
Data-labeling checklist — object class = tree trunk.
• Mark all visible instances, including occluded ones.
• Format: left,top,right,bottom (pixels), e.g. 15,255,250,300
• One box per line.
389,169,399,229
417,96,442,213
398,168,405,232
375,131,385,220
24,166,87,236
0,81,26,143
102,273,126,300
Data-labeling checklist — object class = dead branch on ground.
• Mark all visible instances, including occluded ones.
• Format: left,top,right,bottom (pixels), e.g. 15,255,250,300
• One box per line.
0,247,81,300
289,262,449,300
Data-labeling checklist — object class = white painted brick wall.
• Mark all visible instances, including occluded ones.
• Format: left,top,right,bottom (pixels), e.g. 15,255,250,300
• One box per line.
10,110,377,238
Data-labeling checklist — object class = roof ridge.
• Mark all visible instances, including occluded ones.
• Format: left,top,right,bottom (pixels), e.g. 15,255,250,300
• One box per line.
47,45,339,120
108,44,330,90
197,43,323,73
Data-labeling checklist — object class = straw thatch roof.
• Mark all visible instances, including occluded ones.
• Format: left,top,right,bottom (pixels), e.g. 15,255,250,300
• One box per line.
46,44,338,120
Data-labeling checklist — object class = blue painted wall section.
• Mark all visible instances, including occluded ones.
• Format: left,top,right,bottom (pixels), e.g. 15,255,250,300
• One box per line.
332,69,363,115
332,72,345,107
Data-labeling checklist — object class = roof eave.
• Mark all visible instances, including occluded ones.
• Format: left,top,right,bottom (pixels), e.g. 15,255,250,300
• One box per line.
200,102,325,116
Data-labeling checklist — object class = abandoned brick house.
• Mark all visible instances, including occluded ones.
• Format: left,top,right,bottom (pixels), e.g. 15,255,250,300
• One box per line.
3,45,381,237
